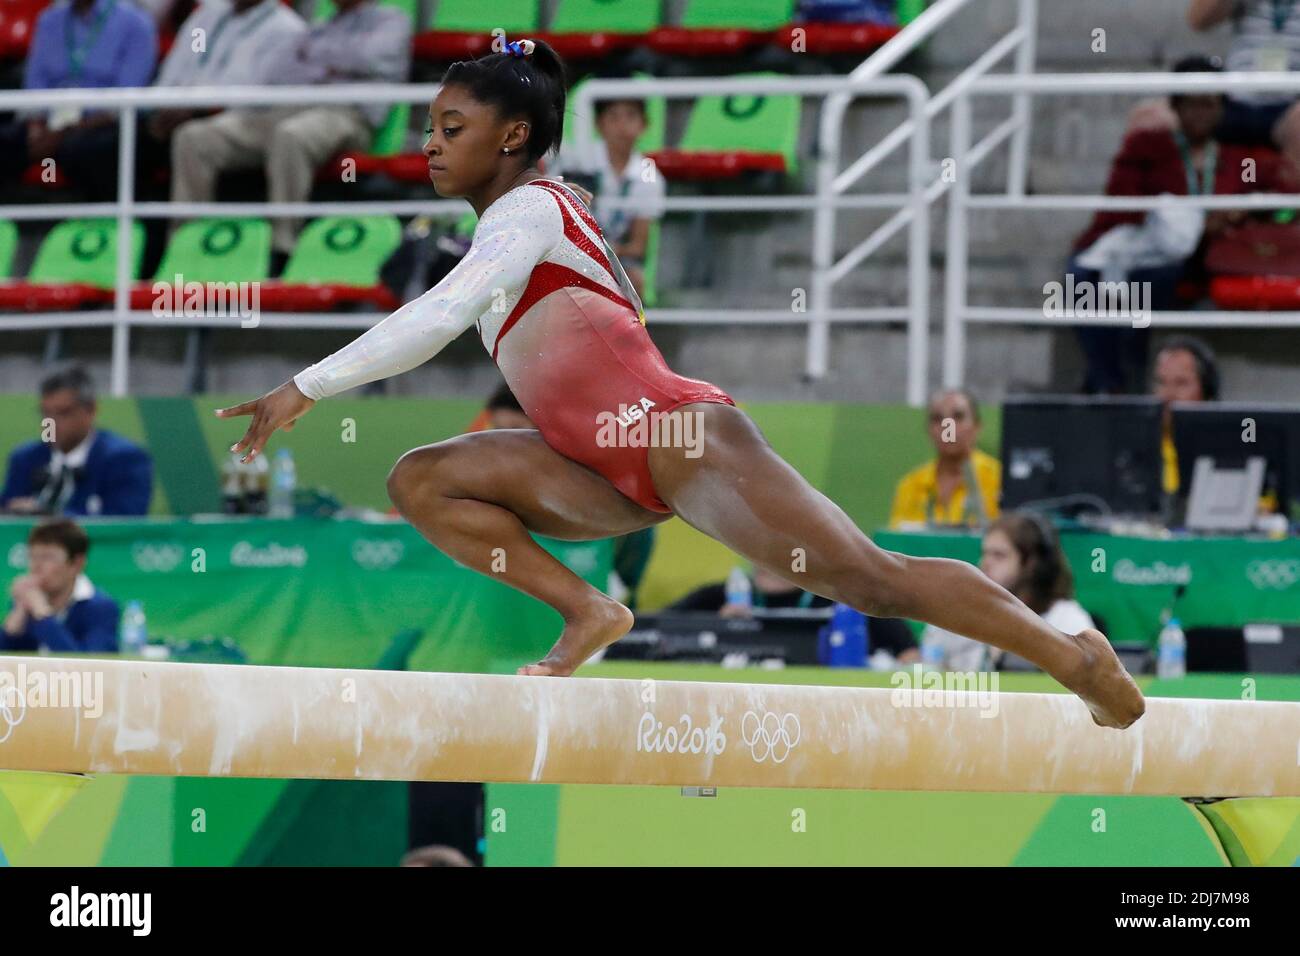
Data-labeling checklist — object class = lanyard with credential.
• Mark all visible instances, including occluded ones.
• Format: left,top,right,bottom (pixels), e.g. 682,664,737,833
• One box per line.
1173,131,1218,196
925,458,988,527
65,0,117,84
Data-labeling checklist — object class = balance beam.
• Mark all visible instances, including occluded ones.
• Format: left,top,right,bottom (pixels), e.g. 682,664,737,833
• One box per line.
1,656,1297,796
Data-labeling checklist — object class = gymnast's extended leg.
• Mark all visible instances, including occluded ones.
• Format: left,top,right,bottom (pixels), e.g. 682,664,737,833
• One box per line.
385,429,670,675
648,403,1146,729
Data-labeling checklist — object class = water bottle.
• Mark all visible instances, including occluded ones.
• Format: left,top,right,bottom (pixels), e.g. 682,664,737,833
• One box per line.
724,566,752,611
270,448,296,518
120,600,147,656
819,603,868,668
1157,617,1186,679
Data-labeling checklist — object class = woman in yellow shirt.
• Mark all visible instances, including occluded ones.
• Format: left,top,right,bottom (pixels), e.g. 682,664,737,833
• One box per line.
890,389,1001,528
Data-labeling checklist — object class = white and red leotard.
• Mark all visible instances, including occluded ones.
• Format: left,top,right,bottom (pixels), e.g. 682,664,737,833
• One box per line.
292,178,733,513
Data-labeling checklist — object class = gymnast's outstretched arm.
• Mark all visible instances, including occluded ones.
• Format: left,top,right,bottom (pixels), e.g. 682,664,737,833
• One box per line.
215,184,563,459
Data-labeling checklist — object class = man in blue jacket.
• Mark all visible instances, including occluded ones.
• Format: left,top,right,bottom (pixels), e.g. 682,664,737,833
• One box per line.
2,518,120,653
0,365,153,517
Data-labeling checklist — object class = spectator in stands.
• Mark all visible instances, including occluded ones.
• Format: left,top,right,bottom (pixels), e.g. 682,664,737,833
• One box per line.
550,97,666,298
889,388,1000,529
137,0,307,191
1152,335,1220,494
0,0,157,196
1070,55,1289,394
170,0,412,271
0,365,153,517
1131,4,1300,171
1,518,120,654
919,513,1093,672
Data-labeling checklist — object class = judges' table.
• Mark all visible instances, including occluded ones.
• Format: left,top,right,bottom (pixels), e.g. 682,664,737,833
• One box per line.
873,529,1300,644
0,515,611,673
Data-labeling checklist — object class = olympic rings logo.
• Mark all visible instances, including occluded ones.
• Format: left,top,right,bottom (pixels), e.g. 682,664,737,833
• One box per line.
350,539,405,571
0,684,26,745
131,542,184,573
1246,560,1300,591
741,710,801,764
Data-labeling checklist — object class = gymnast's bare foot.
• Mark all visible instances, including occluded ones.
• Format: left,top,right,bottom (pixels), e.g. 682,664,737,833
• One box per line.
517,599,634,677
1060,628,1146,729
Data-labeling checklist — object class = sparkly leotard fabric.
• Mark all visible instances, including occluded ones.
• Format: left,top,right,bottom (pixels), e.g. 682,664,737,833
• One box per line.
293,178,733,513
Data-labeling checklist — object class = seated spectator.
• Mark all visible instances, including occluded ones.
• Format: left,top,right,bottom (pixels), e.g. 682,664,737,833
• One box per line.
549,96,666,298
0,365,153,517
0,0,157,197
1,518,120,654
1153,335,1220,494
171,0,412,270
920,513,1093,672
138,0,307,194
670,564,832,615
889,389,1000,529
1132,3,1300,172
1071,56,1288,394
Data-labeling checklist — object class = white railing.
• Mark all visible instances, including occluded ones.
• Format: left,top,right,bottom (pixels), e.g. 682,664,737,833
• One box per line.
944,70,1300,387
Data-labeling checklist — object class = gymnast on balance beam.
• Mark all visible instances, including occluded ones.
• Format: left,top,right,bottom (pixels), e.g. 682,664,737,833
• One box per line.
214,38,1144,729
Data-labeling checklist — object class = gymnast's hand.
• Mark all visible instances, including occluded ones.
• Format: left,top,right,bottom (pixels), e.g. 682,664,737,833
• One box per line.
214,381,316,464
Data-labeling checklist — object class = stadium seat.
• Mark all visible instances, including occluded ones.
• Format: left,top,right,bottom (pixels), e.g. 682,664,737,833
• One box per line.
130,218,271,309
259,215,402,311
0,0,45,61
772,20,898,55
313,0,417,20
649,0,795,58
1209,275,1300,310
538,0,661,61
0,220,16,280
413,0,539,62
641,219,661,308
323,102,429,183
648,72,801,180
0,219,145,311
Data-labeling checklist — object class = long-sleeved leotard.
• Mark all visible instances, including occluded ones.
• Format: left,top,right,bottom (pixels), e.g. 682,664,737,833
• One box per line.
292,178,733,513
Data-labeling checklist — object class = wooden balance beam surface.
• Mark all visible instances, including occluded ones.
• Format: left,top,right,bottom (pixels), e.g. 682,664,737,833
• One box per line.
0,656,1296,796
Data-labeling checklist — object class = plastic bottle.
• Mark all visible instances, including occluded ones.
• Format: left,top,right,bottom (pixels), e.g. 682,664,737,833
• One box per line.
820,603,868,668
1157,616,1186,679
724,566,752,611
120,600,147,656
270,448,296,518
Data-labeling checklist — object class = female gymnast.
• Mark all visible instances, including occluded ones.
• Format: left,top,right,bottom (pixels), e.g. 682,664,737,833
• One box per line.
216,39,1144,729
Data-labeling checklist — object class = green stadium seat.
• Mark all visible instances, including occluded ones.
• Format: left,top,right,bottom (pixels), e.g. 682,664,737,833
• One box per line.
413,0,539,62
130,218,270,309
0,218,145,311
640,219,661,308
539,0,661,60
650,0,795,57
260,216,402,311
314,0,417,22
650,72,801,180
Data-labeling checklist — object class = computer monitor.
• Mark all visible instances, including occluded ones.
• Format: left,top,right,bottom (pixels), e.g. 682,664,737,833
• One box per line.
1171,403,1300,522
1000,396,1165,517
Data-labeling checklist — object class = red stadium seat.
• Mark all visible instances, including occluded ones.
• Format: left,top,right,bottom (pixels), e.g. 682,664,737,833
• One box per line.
774,21,898,54
0,282,111,310
647,148,788,181
20,160,70,189
0,0,46,61
647,25,775,57
1209,274,1300,310
534,30,644,60
257,281,399,312
320,153,430,184
411,31,495,61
